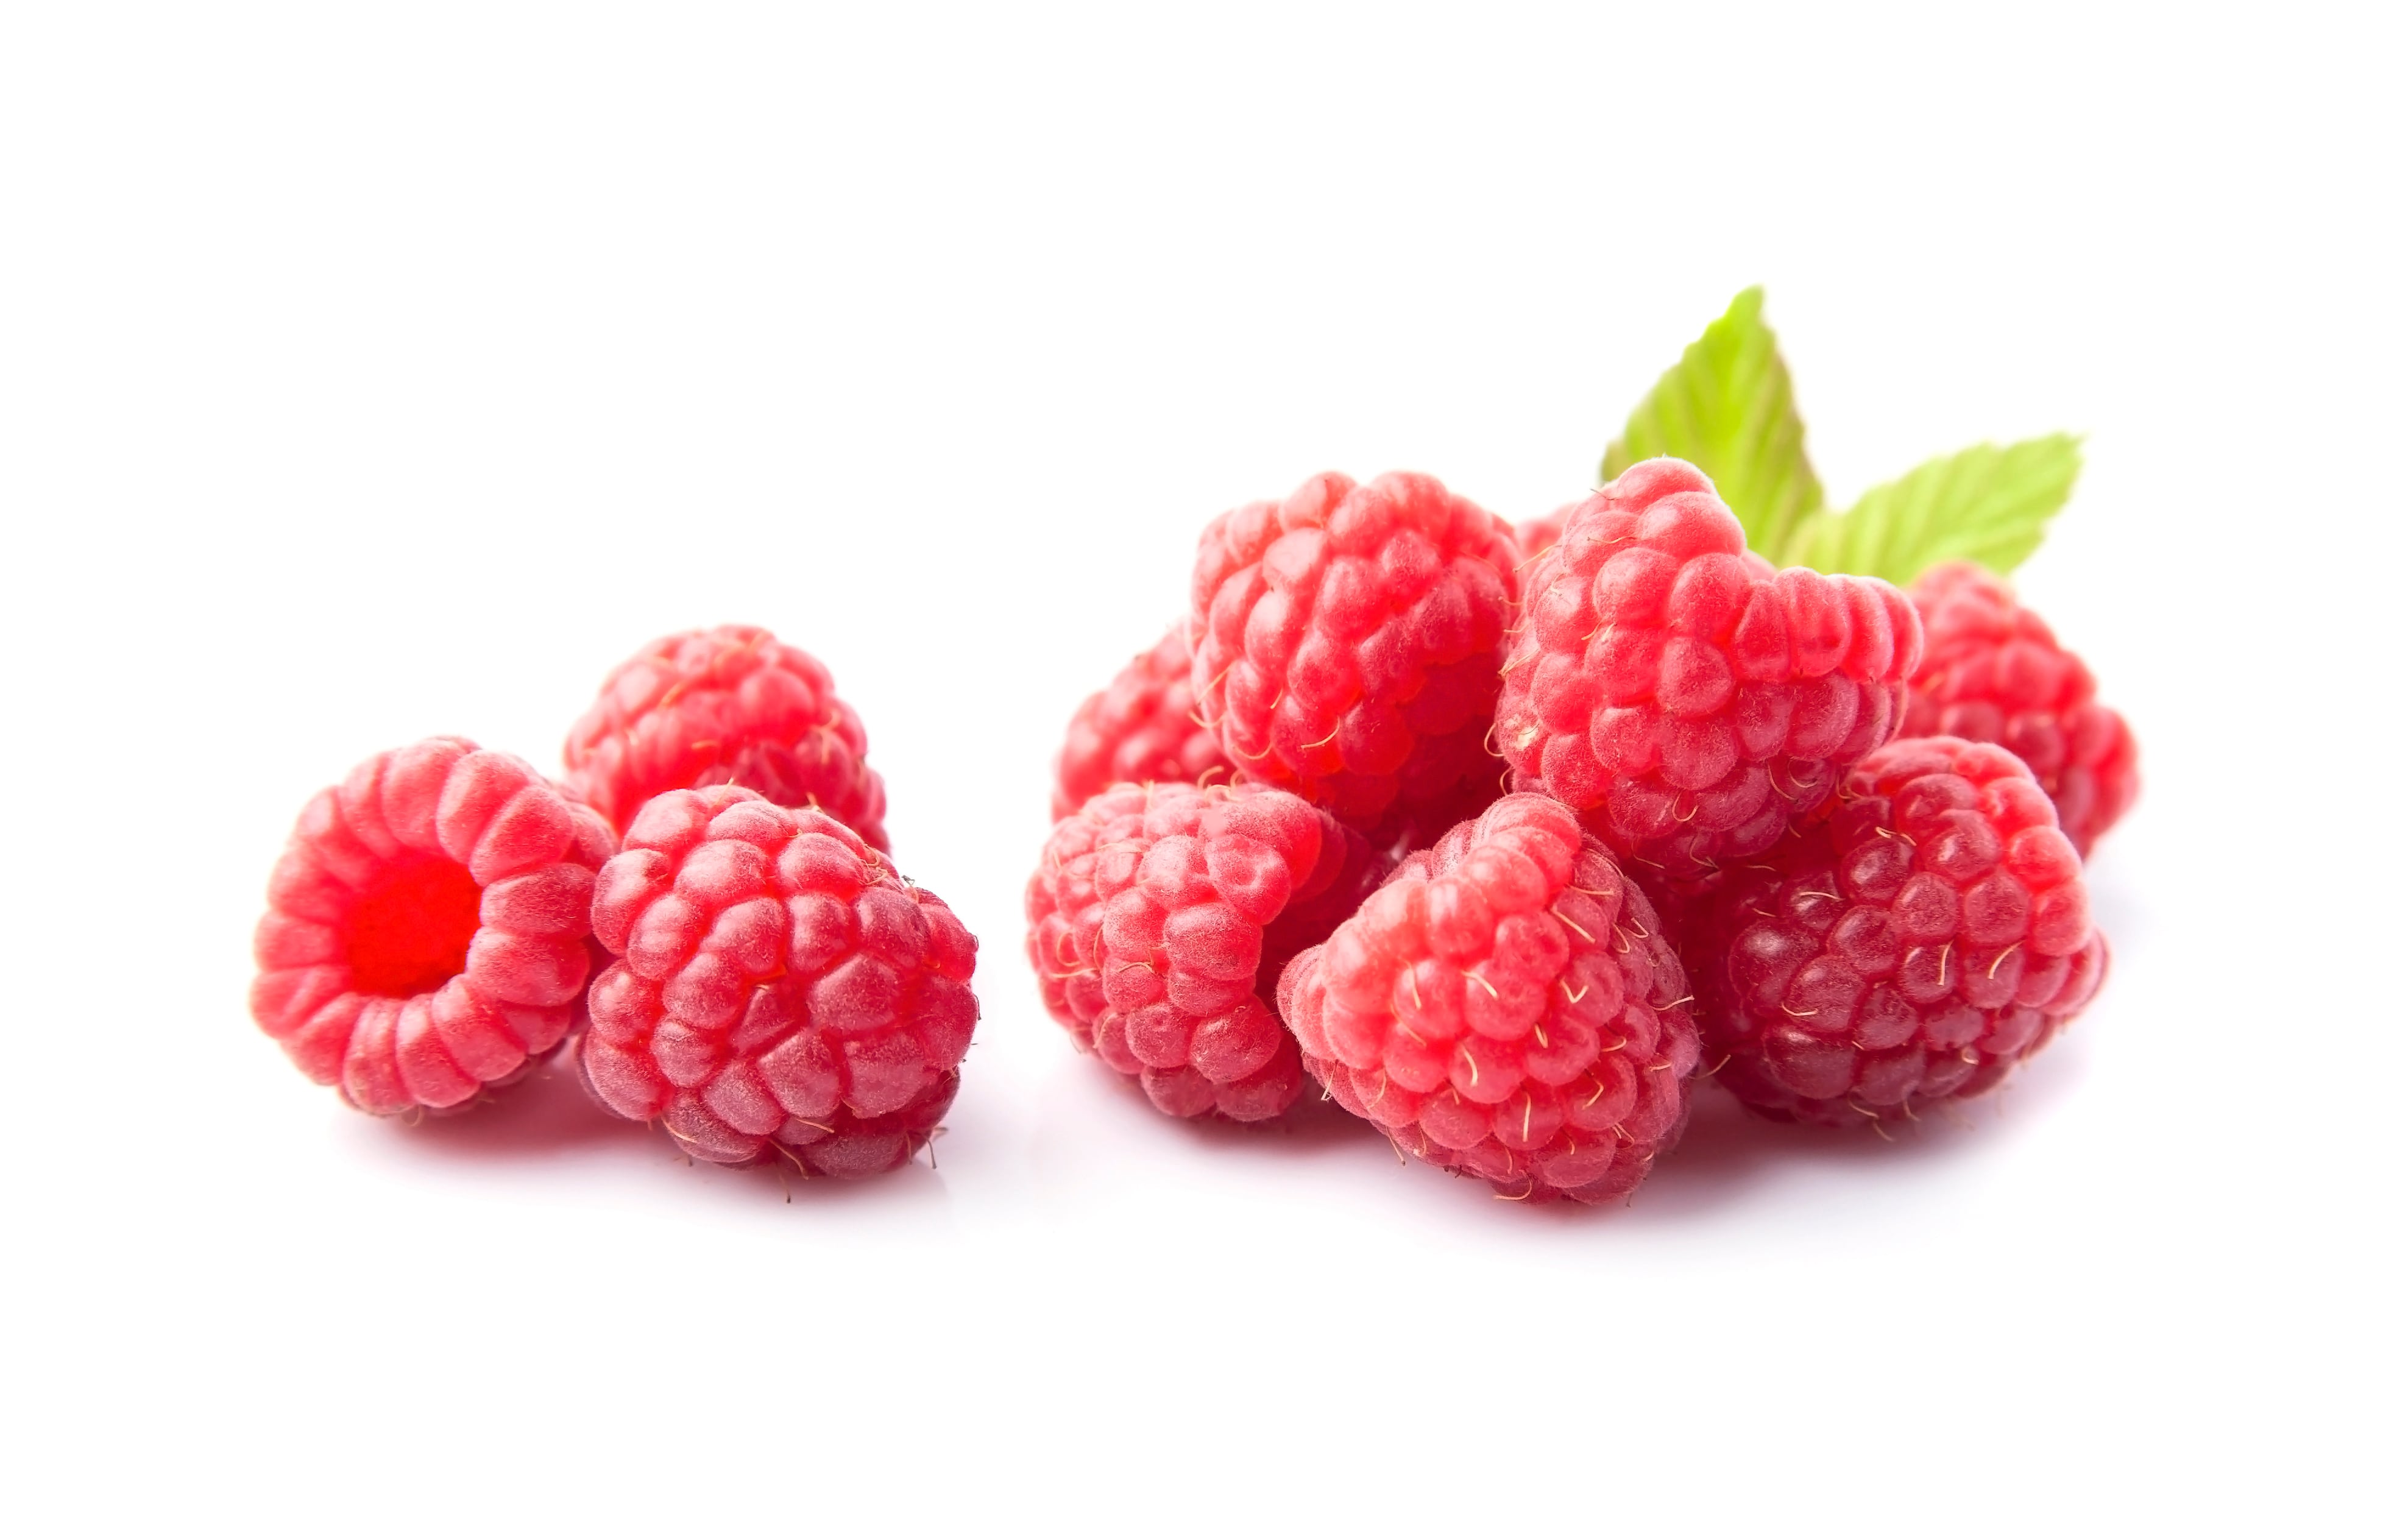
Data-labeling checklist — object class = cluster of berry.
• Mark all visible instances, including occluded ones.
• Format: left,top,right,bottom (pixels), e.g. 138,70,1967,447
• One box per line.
252,628,977,1178
1032,459,2134,1204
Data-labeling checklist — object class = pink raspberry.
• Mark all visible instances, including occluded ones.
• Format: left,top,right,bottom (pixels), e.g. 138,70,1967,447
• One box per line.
1190,470,1521,835
1496,458,1922,877
576,787,977,1173
1514,500,1579,562
250,737,616,1114
1687,736,2108,1126
1052,627,1229,820
1902,561,2139,855
1277,793,1700,1205
564,626,888,852
1025,782,1381,1122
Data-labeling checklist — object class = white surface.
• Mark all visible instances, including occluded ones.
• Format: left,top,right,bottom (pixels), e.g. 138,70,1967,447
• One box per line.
3,5,2401,1517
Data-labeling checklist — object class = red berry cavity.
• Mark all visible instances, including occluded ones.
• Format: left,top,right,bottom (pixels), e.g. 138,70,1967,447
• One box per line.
250,737,617,1114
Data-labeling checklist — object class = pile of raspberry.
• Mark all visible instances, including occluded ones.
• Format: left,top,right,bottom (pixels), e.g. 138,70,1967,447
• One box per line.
1033,460,2134,1205
252,625,977,1182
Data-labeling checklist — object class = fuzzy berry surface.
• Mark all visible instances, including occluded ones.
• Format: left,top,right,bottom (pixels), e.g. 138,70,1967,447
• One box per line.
1025,782,1381,1122
1052,627,1228,820
1688,736,2108,1126
1191,470,1520,835
1277,794,1699,1205
251,737,617,1115
578,787,977,1173
1515,500,1579,562
564,625,888,852
1497,459,1922,878
1902,561,2138,856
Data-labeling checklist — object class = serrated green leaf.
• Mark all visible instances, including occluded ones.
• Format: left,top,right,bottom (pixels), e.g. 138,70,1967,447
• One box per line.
1789,435,2083,584
1602,286,1824,557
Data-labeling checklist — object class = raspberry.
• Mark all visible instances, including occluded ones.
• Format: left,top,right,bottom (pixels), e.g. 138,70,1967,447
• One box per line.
1496,458,1922,877
576,787,977,1173
1515,500,1579,562
1276,793,1700,1205
1052,627,1228,820
1191,470,1521,834
1902,561,2139,855
250,737,617,1115
1025,781,1381,1122
1687,736,2108,1126
564,626,888,852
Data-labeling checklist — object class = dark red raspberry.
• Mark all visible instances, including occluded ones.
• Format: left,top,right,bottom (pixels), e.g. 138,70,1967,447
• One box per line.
1902,561,2138,855
1276,794,1700,1205
1052,627,1229,821
1025,782,1381,1122
1496,459,1922,877
564,626,888,852
1687,736,2108,1126
576,787,977,1173
1191,470,1520,835
250,737,617,1115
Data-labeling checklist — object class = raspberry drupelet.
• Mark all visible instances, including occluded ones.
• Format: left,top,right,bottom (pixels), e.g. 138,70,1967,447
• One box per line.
1902,561,2138,856
1052,626,1229,821
1496,458,1923,878
250,738,617,1114
564,625,888,852
1025,781,1382,1123
1190,470,1520,838
576,787,977,1174
1277,793,1700,1205
1687,736,2108,1127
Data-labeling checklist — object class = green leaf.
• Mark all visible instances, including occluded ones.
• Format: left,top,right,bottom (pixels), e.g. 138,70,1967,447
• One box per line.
1790,434,2084,584
1602,286,1824,559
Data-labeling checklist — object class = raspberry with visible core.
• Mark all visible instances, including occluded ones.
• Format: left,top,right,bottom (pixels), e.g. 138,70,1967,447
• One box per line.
1191,470,1520,835
1277,793,1700,1205
250,737,617,1114
1902,561,2138,856
1025,781,1381,1122
1496,458,1922,877
564,625,888,852
1052,627,1228,821
576,787,977,1173
1687,735,2108,1126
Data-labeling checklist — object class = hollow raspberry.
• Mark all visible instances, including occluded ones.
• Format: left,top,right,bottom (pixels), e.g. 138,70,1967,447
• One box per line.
1025,781,1381,1122
1496,458,1922,878
1276,793,1699,1205
1052,627,1228,820
564,625,888,852
1687,736,2108,1126
250,737,617,1115
1902,561,2138,855
1190,470,1520,835
576,787,977,1173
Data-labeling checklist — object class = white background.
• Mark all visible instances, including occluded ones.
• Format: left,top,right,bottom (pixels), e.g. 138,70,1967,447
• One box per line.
4,5,2400,1517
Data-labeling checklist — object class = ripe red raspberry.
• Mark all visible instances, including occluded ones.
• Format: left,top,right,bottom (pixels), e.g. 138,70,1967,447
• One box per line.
1277,794,1700,1205
1025,782,1381,1122
1191,470,1521,834
1688,736,2108,1126
564,625,888,852
1496,459,1922,877
1051,627,1229,821
576,787,977,1173
250,737,616,1115
1902,561,2138,855
1515,500,1579,562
